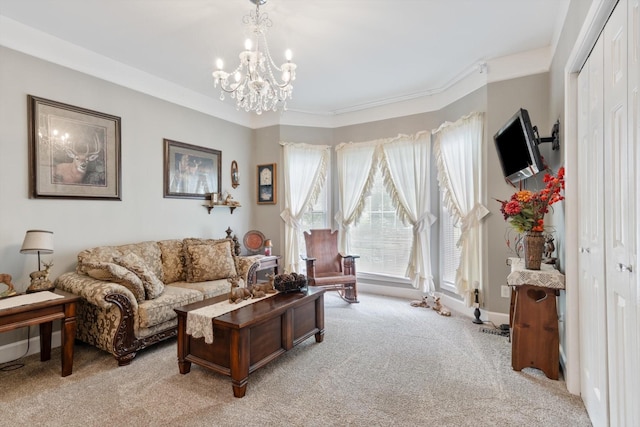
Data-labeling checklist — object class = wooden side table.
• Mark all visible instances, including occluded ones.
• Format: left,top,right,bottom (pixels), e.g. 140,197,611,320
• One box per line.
0,289,80,377
251,255,281,283
507,257,565,380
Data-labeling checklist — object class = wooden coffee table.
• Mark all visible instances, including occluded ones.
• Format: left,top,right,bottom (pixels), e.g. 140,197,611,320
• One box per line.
175,287,325,398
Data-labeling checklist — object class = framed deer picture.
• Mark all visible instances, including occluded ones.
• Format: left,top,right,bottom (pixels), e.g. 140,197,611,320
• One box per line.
28,95,122,200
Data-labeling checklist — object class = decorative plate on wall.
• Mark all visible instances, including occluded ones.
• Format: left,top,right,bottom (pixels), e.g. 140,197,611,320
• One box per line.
243,230,265,254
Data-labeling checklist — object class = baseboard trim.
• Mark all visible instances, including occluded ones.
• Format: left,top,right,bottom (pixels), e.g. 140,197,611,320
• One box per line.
358,283,510,326
0,329,61,365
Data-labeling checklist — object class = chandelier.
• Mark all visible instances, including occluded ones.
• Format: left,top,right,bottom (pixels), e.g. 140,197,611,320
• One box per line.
212,0,297,115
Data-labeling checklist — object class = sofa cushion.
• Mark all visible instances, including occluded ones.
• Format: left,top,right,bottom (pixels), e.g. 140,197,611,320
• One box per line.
137,286,203,330
158,239,186,283
82,261,146,303
114,253,165,299
185,240,238,282
77,241,164,282
169,278,239,300
183,238,230,274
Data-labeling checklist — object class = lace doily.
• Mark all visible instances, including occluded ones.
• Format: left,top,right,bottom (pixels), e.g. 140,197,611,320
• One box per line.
506,257,565,290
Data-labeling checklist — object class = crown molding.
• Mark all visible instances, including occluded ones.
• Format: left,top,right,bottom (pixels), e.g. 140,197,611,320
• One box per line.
0,16,252,128
1,14,552,130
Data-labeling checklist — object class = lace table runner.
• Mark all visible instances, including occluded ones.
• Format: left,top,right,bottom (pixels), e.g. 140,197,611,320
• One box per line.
506,257,565,289
186,292,279,344
0,291,64,311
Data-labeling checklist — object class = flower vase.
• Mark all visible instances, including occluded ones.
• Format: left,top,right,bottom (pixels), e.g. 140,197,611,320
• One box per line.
523,231,545,270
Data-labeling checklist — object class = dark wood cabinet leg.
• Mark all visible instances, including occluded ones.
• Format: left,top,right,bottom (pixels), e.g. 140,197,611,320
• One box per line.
230,328,250,398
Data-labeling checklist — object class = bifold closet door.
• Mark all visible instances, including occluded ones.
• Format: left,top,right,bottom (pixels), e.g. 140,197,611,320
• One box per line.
603,0,639,425
577,35,608,427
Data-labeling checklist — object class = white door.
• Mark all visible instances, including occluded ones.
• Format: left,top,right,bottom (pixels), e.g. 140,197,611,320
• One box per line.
578,36,609,427
627,0,640,424
603,0,639,425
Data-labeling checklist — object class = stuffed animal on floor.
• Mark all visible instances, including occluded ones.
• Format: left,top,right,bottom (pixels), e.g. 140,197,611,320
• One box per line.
410,296,429,308
228,277,251,303
431,294,451,317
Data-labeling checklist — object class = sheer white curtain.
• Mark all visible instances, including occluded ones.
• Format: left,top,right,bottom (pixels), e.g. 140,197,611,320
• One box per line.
432,112,487,305
379,132,436,292
334,141,379,255
279,142,330,273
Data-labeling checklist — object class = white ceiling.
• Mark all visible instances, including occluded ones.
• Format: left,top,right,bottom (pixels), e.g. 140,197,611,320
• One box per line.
0,0,569,125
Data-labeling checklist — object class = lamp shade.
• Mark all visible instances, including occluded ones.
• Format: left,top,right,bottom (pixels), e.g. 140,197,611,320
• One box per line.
20,230,54,254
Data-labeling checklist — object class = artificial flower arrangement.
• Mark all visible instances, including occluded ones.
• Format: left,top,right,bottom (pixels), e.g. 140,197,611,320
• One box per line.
497,167,565,234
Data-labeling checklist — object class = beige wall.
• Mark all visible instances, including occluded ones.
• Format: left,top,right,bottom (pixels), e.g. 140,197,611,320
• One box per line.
0,47,255,348
486,73,551,314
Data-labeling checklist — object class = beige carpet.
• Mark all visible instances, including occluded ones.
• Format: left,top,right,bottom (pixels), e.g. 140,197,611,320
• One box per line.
0,293,591,427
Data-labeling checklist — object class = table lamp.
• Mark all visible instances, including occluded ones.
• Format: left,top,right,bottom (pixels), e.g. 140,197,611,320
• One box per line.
20,229,55,292
264,239,272,256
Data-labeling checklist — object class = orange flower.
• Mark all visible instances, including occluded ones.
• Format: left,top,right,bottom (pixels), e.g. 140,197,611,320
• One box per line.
515,190,533,203
496,167,565,233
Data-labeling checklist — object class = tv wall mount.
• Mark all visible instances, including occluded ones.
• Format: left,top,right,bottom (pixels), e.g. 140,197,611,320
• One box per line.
532,119,560,151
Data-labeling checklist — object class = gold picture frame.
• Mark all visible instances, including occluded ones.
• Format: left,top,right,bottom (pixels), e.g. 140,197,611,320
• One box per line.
257,163,276,204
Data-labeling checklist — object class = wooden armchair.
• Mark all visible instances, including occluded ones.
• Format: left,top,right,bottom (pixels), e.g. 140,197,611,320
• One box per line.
303,229,359,303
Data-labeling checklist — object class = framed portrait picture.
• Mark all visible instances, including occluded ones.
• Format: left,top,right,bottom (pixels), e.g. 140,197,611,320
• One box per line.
231,160,239,188
257,163,276,204
28,95,122,200
164,139,221,199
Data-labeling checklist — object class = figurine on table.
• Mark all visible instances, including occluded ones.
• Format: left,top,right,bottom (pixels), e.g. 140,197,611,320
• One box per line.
543,234,557,264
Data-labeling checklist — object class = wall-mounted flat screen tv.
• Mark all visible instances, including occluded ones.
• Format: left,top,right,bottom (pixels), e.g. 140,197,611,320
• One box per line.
493,108,545,184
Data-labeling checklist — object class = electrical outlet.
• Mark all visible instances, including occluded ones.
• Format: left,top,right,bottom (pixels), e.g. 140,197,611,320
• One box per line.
501,285,510,298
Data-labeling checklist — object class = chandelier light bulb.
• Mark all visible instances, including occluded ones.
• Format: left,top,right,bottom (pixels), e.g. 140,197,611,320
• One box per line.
215,58,224,70
212,0,296,114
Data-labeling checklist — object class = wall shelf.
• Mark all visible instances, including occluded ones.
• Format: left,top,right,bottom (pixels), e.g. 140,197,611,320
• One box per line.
203,204,240,214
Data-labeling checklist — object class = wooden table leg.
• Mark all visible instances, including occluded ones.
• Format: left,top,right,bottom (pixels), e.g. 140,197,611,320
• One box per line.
230,328,250,398
315,294,325,343
61,301,77,377
176,313,191,374
39,321,52,362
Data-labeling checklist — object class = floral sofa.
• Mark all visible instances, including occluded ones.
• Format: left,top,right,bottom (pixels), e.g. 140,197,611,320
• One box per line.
55,237,261,366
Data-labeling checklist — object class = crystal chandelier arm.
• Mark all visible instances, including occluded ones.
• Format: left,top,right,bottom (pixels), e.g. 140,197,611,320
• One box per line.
259,34,296,81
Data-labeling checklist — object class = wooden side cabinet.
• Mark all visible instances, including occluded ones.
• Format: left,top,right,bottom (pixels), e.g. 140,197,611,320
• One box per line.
507,258,565,380
251,255,281,283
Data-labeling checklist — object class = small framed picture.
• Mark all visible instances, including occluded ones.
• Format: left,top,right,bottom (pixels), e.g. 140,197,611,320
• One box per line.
231,160,239,188
164,139,221,199
257,163,276,204
28,95,122,200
